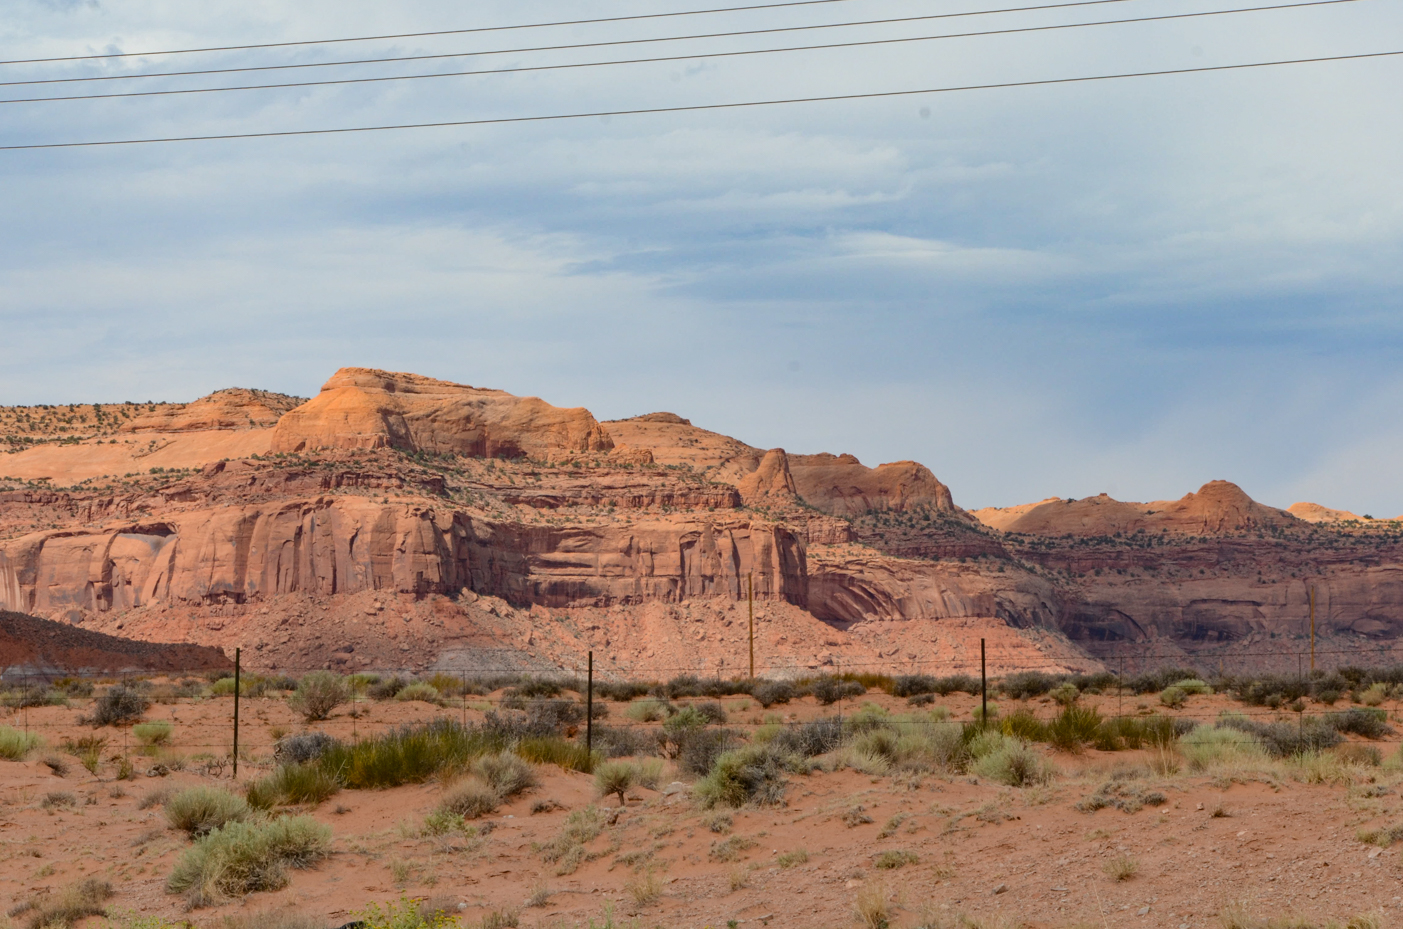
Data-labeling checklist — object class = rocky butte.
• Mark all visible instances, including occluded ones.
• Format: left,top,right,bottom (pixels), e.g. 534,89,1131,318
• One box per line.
1,367,1400,676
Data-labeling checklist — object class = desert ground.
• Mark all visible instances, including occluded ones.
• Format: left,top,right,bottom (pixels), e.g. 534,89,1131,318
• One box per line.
2,680,1400,929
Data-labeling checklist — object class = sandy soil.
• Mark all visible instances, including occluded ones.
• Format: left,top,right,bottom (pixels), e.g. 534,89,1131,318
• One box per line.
2,690,1401,929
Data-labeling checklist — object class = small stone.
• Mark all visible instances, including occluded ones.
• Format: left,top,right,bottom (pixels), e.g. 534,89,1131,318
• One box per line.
1138,907,1151,916
992,883,1008,895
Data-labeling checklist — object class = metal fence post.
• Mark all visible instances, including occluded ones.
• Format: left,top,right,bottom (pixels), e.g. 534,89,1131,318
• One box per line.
232,648,241,780
586,651,594,756
980,638,988,726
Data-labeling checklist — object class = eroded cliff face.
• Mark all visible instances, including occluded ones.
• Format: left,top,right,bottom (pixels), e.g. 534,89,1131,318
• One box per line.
11,368,1403,676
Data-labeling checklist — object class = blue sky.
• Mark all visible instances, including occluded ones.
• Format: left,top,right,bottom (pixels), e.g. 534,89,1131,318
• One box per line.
2,0,1401,513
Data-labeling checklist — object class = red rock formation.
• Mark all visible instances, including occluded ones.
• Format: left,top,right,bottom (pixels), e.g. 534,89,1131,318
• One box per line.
788,454,957,517
0,608,230,675
736,448,798,505
271,368,613,458
989,481,1298,537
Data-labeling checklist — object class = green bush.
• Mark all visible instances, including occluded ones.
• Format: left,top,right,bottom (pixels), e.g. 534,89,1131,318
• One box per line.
288,672,349,722
1179,724,1266,771
0,726,41,761
694,744,794,808
353,894,462,929
245,763,341,809
1000,708,1048,743
394,682,445,705
1046,704,1103,753
594,760,635,805
1174,679,1213,695
1049,682,1081,706
514,735,596,773
133,720,173,747
166,816,332,906
1330,707,1392,739
316,719,498,789
165,787,251,837
970,735,1053,786
623,697,670,722
1159,686,1187,709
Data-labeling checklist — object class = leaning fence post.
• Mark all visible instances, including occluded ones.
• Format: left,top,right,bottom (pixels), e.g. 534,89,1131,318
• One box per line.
980,639,988,727
232,648,241,780
586,651,594,756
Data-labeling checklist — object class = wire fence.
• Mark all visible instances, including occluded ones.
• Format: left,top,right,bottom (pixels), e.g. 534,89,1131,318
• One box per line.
4,643,1402,764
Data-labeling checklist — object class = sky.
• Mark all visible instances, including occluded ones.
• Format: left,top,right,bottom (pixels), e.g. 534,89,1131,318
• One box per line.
1,0,1401,514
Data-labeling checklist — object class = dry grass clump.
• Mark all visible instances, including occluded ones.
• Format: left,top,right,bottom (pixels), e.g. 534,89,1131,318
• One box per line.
166,816,332,906
1104,854,1139,881
439,779,501,819
84,684,149,726
625,869,663,906
623,697,670,722
854,882,891,929
133,720,173,750
394,682,445,705
708,835,758,862
40,753,69,776
14,878,112,929
165,786,251,837
969,733,1054,787
539,806,605,875
777,848,809,868
0,726,42,761
473,752,537,797
524,881,553,908
221,909,327,929
873,849,918,869
245,763,341,809
41,790,77,810
694,743,795,808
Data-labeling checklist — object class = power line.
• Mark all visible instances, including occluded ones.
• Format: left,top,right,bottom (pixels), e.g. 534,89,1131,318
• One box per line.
0,0,1365,106
1,48,1398,152
0,0,882,66
0,0,1168,89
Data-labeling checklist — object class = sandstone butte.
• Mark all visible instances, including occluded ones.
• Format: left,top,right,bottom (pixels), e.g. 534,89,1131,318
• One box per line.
1,366,1401,677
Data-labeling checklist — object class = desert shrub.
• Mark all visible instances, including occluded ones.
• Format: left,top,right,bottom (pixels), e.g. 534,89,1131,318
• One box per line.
86,684,149,726
1336,743,1384,767
167,816,331,906
891,675,937,698
675,727,734,776
395,682,446,705
843,703,891,736
1046,704,1103,752
1159,686,1187,708
482,698,582,740
353,894,462,929
693,700,728,724
777,847,810,868
514,735,595,773
929,674,980,695
751,680,794,708
18,878,112,929
597,680,652,702
1092,714,1182,751
1359,682,1389,706
771,717,844,757
854,882,890,929
1179,724,1266,771
245,763,341,809
595,759,635,804
1330,707,1393,739
971,735,1052,786
0,726,41,761
315,718,497,789
516,677,564,698
1126,667,1199,695
999,671,1058,699
1,683,67,709
288,672,349,722
474,751,538,797
663,704,711,735
660,675,704,699
440,779,501,819
694,743,795,808
368,676,407,700
1049,682,1081,706
1218,714,1342,757
810,676,865,705
708,834,758,862
590,724,655,758
273,731,342,766
624,697,672,722
165,786,251,837
1000,708,1048,742
42,790,78,809
634,757,664,789
1174,678,1213,695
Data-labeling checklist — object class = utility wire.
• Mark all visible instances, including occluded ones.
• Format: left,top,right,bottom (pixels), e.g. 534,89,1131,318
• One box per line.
0,0,884,66
0,0,1170,89
1,48,1398,152
0,0,1366,106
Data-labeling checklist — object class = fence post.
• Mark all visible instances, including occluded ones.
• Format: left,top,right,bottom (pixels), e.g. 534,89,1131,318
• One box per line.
980,639,987,727
22,671,28,735
461,670,467,729
232,648,241,781
586,651,594,757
